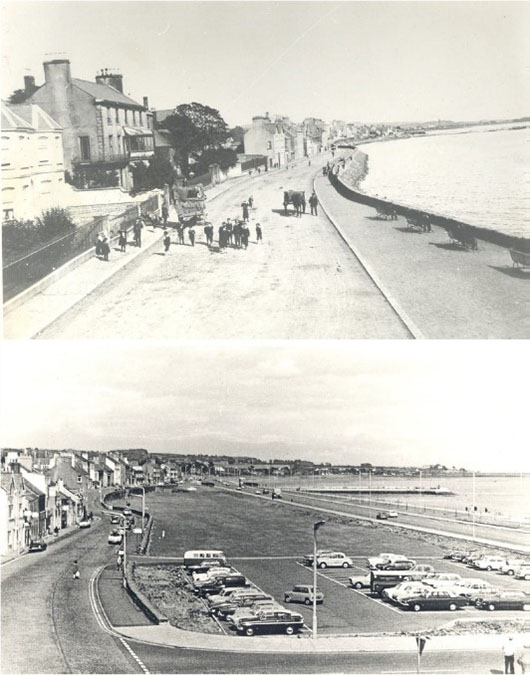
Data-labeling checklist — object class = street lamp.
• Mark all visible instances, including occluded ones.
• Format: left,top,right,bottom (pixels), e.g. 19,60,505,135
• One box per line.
312,520,326,639
120,513,128,589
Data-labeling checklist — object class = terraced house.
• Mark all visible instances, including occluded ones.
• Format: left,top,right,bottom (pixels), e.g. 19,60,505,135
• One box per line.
25,59,154,190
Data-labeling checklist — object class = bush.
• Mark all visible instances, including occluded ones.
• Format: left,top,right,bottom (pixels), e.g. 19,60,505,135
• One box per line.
2,208,75,260
38,207,75,238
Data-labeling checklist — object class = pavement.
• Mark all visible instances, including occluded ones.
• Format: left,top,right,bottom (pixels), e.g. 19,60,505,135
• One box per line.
2,175,253,340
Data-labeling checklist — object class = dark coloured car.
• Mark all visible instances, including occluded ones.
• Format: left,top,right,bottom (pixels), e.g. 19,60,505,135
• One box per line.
476,591,530,611
236,609,304,636
443,550,468,561
376,512,389,520
28,540,47,552
399,590,467,612
196,575,249,597
377,559,416,571
211,593,273,618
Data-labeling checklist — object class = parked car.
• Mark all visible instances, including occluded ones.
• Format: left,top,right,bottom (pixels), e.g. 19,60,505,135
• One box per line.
387,511,399,518
110,515,120,524
399,590,467,612
304,551,353,569
187,559,226,574
450,579,497,601
515,565,530,581
107,529,122,544
444,550,469,561
228,601,284,626
463,551,486,566
192,567,233,583
500,559,527,576
349,573,371,589
473,556,507,572
284,585,324,605
382,581,428,603
196,575,249,597
79,519,91,529
423,573,462,589
367,553,408,569
376,512,389,520
123,508,132,516
207,587,259,606
28,540,47,552
236,609,304,636
476,591,530,611
212,593,273,619
377,558,416,571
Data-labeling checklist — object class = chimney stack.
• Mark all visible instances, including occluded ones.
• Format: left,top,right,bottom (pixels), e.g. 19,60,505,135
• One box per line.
95,68,123,93
143,96,149,110
24,75,35,93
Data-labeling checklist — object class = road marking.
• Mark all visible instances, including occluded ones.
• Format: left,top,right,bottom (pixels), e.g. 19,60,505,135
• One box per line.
119,637,150,674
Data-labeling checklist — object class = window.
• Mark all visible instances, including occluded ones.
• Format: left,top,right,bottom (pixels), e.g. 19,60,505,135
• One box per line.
108,135,114,153
3,208,14,221
107,107,112,123
115,108,120,123
79,136,90,160
132,110,136,124
267,140,272,150
124,109,128,124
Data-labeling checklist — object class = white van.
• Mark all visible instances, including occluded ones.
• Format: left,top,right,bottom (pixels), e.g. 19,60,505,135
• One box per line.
183,549,226,567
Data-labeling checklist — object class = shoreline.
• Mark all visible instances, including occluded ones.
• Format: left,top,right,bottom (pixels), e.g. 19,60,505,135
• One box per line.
334,142,529,248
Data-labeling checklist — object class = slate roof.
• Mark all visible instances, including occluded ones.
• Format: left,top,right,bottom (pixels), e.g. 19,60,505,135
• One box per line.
9,103,62,131
72,78,143,108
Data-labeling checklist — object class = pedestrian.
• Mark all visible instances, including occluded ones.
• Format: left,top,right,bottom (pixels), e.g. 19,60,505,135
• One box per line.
95,232,105,258
176,223,184,245
517,643,530,673
241,201,249,222
248,195,254,209
54,526,59,537
161,202,169,226
163,229,171,253
133,218,143,247
116,553,122,570
241,225,249,250
233,222,241,248
309,191,319,216
100,235,110,261
72,560,80,580
256,223,262,242
118,228,127,253
504,636,516,674
188,227,195,247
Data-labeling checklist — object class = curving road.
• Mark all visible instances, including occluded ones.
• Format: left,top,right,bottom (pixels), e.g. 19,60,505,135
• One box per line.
39,161,411,339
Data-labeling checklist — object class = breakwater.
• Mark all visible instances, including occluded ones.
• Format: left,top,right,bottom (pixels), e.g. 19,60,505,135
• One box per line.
293,486,454,496
332,149,530,251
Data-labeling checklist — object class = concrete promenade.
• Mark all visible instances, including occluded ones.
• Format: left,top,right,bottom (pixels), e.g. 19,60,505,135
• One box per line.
315,173,530,338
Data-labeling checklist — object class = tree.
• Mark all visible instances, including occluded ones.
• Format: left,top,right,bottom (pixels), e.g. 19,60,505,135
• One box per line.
230,126,245,153
8,84,37,104
130,155,176,193
161,103,230,177
193,147,238,177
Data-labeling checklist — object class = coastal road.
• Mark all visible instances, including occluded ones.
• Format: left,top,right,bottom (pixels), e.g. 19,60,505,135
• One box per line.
38,159,411,339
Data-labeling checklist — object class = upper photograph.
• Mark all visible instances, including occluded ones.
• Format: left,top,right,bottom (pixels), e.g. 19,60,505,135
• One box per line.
2,1,529,339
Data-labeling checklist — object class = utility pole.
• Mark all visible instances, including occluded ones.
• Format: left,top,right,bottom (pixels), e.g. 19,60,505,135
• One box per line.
312,520,326,639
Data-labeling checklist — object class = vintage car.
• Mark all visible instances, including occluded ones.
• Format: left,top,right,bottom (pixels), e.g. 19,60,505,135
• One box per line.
107,529,122,545
367,554,408,570
303,551,353,569
450,579,497,600
236,609,304,636
79,519,91,529
211,593,273,618
349,573,371,589
399,589,467,612
500,559,527,576
377,558,416,571
422,573,462,589
476,591,530,611
28,540,48,552
195,575,249,597
284,585,324,605
192,566,233,583
376,512,389,520
516,565,530,581
472,556,507,572
382,581,428,604
227,601,284,626
443,550,469,561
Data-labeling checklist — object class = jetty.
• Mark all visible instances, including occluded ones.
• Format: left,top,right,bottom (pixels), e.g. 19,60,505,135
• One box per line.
292,486,454,496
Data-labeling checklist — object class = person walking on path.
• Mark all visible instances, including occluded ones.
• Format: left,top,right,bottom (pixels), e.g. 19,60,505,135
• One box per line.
248,195,254,209
256,223,262,242
72,560,80,580
503,636,516,674
163,229,171,253
176,223,184,245
188,227,195,247
309,191,319,216
118,228,127,253
161,203,169,226
133,218,143,247
233,222,241,248
241,225,250,250
241,201,250,222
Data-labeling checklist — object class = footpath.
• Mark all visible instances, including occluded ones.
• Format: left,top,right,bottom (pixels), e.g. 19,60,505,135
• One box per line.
2,176,252,340
314,174,530,339
95,563,530,656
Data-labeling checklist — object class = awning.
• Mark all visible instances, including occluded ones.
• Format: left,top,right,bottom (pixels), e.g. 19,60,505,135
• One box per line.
123,126,152,137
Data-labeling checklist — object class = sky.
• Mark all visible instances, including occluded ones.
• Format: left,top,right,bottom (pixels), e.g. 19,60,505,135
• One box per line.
1,1,529,126
1,340,528,472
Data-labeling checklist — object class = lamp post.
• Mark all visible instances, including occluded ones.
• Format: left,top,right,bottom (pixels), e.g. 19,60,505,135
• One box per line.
312,520,326,639
136,486,146,532
119,513,127,589
472,470,476,541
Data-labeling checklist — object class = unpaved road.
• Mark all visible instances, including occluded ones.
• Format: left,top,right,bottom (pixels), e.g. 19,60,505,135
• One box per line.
39,163,410,339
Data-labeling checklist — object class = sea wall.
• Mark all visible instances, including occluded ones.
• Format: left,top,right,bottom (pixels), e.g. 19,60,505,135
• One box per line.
332,150,530,251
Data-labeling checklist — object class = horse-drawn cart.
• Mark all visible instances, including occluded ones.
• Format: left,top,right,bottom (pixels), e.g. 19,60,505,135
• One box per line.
283,190,306,217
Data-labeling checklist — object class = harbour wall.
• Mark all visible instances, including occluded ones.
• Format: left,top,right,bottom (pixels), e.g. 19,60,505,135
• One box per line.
330,149,530,251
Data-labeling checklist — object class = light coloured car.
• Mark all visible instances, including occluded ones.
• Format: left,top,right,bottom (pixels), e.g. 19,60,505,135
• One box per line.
192,566,232,583
310,551,353,569
107,529,122,544
387,511,399,518
383,581,428,603
349,573,371,589
450,578,496,598
367,553,408,569
473,556,507,571
423,573,461,588
500,559,527,576
207,587,260,606
284,585,324,605
228,601,285,625
79,519,91,529
515,565,530,581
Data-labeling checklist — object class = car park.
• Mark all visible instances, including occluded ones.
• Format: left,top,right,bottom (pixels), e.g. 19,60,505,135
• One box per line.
399,590,467,612
284,585,324,605
79,519,91,528
473,556,507,571
476,591,530,611
304,551,353,569
107,529,122,544
515,565,530,581
349,573,371,589
235,609,304,636
28,540,47,552
500,559,527,576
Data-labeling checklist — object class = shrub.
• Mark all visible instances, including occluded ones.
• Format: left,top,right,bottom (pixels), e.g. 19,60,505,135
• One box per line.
37,207,75,239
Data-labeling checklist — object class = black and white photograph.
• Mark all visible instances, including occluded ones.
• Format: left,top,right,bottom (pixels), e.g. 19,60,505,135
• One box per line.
1,1,529,674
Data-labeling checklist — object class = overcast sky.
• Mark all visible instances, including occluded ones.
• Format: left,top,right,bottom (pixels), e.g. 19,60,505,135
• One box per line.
1,341,528,472
1,1,528,126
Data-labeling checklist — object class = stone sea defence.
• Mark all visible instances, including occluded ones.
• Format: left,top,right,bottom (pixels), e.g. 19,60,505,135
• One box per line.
332,149,530,251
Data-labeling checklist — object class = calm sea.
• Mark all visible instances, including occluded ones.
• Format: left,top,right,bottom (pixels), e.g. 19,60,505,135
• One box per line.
271,474,530,522
358,125,530,238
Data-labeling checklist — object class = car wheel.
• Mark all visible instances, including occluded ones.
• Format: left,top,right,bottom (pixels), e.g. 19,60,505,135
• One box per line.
449,603,457,612
353,582,363,589
403,576,411,581
319,562,327,569
304,598,311,605
245,627,254,636
284,595,291,603
507,570,514,576
488,604,496,611
342,562,350,569
486,566,492,572
286,626,294,635
413,603,422,612
525,575,530,581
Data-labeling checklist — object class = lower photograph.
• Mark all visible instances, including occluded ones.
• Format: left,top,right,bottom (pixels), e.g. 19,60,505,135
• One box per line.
1,340,529,675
